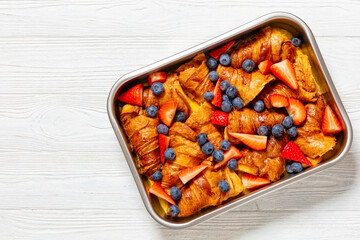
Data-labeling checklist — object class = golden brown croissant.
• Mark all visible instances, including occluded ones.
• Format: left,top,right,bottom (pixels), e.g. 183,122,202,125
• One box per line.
231,27,296,68
143,73,192,116
294,97,336,159
217,64,275,105
175,159,244,217
226,108,285,145
239,135,288,181
185,102,223,149
120,104,161,177
161,122,206,190
176,54,214,104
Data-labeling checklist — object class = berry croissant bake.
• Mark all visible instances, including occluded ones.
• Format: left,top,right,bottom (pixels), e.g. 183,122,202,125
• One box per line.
117,26,343,217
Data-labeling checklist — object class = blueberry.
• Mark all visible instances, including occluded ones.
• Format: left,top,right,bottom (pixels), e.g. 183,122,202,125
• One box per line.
164,148,176,160
242,59,255,73
222,95,230,102
220,80,230,92
202,142,214,155
253,100,265,113
286,163,294,174
209,71,219,82
219,53,231,66
203,91,214,101
221,100,232,113
232,97,244,110
227,159,238,171
174,111,186,122
287,126,298,138
152,171,162,181
196,133,208,146
169,205,180,216
157,124,169,135
151,82,164,96
226,86,238,99
291,37,302,47
170,186,182,201
220,140,231,151
272,124,285,138
212,149,224,162
282,116,294,129
257,126,269,136
291,161,303,173
207,57,218,70
218,180,230,193
146,105,158,117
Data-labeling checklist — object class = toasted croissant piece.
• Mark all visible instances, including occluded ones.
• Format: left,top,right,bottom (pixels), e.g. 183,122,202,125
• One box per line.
226,108,285,145
120,104,161,177
231,27,296,68
161,122,206,190
176,54,214,104
175,160,244,217
143,73,192,116
217,65,275,105
295,97,336,159
239,135,288,182
185,102,223,149
259,54,318,108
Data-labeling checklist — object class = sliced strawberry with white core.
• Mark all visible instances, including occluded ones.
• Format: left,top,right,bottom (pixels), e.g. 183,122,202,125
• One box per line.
214,146,242,169
159,134,170,164
118,84,143,106
149,181,176,205
211,79,222,107
229,133,267,150
159,102,177,127
270,59,298,90
268,94,289,108
281,141,312,166
322,105,343,135
242,173,271,190
286,98,307,125
148,72,166,86
179,164,208,184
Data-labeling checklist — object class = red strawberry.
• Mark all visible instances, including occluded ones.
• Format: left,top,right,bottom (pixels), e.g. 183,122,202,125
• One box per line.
159,134,170,164
281,141,312,166
118,84,143,106
322,105,343,135
214,146,243,169
270,59,298,90
179,164,208,184
286,98,307,125
229,133,267,150
258,60,273,75
159,102,177,127
208,41,236,60
242,173,271,190
268,94,289,108
147,72,166,86
211,79,222,107
211,111,228,126
149,181,176,205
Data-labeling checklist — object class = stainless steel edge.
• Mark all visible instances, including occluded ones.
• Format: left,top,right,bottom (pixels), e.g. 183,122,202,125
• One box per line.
107,11,353,229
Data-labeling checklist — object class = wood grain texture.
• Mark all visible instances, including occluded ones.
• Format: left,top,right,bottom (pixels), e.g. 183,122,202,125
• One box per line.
0,0,359,239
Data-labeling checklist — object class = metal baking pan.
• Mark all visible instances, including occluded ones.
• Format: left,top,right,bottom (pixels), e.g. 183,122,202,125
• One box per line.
107,12,353,228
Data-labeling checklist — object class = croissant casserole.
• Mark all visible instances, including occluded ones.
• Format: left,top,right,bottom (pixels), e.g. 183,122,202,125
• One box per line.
117,26,343,217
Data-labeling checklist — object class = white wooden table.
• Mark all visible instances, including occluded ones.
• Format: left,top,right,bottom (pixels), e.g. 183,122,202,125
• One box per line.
0,1,359,239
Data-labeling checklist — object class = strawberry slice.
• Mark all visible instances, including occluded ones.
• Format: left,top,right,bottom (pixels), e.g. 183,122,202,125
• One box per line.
179,164,208,184
149,181,176,205
208,41,236,60
270,59,298,90
211,79,222,107
242,173,271,190
322,105,343,135
286,98,307,125
159,102,177,127
147,72,166,86
258,60,273,75
118,84,143,106
229,133,267,150
268,94,289,108
159,134,170,164
281,141,312,166
214,146,242,169
211,111,228,126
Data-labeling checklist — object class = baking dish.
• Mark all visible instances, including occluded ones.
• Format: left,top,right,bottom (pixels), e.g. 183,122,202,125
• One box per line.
107,12,353,228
